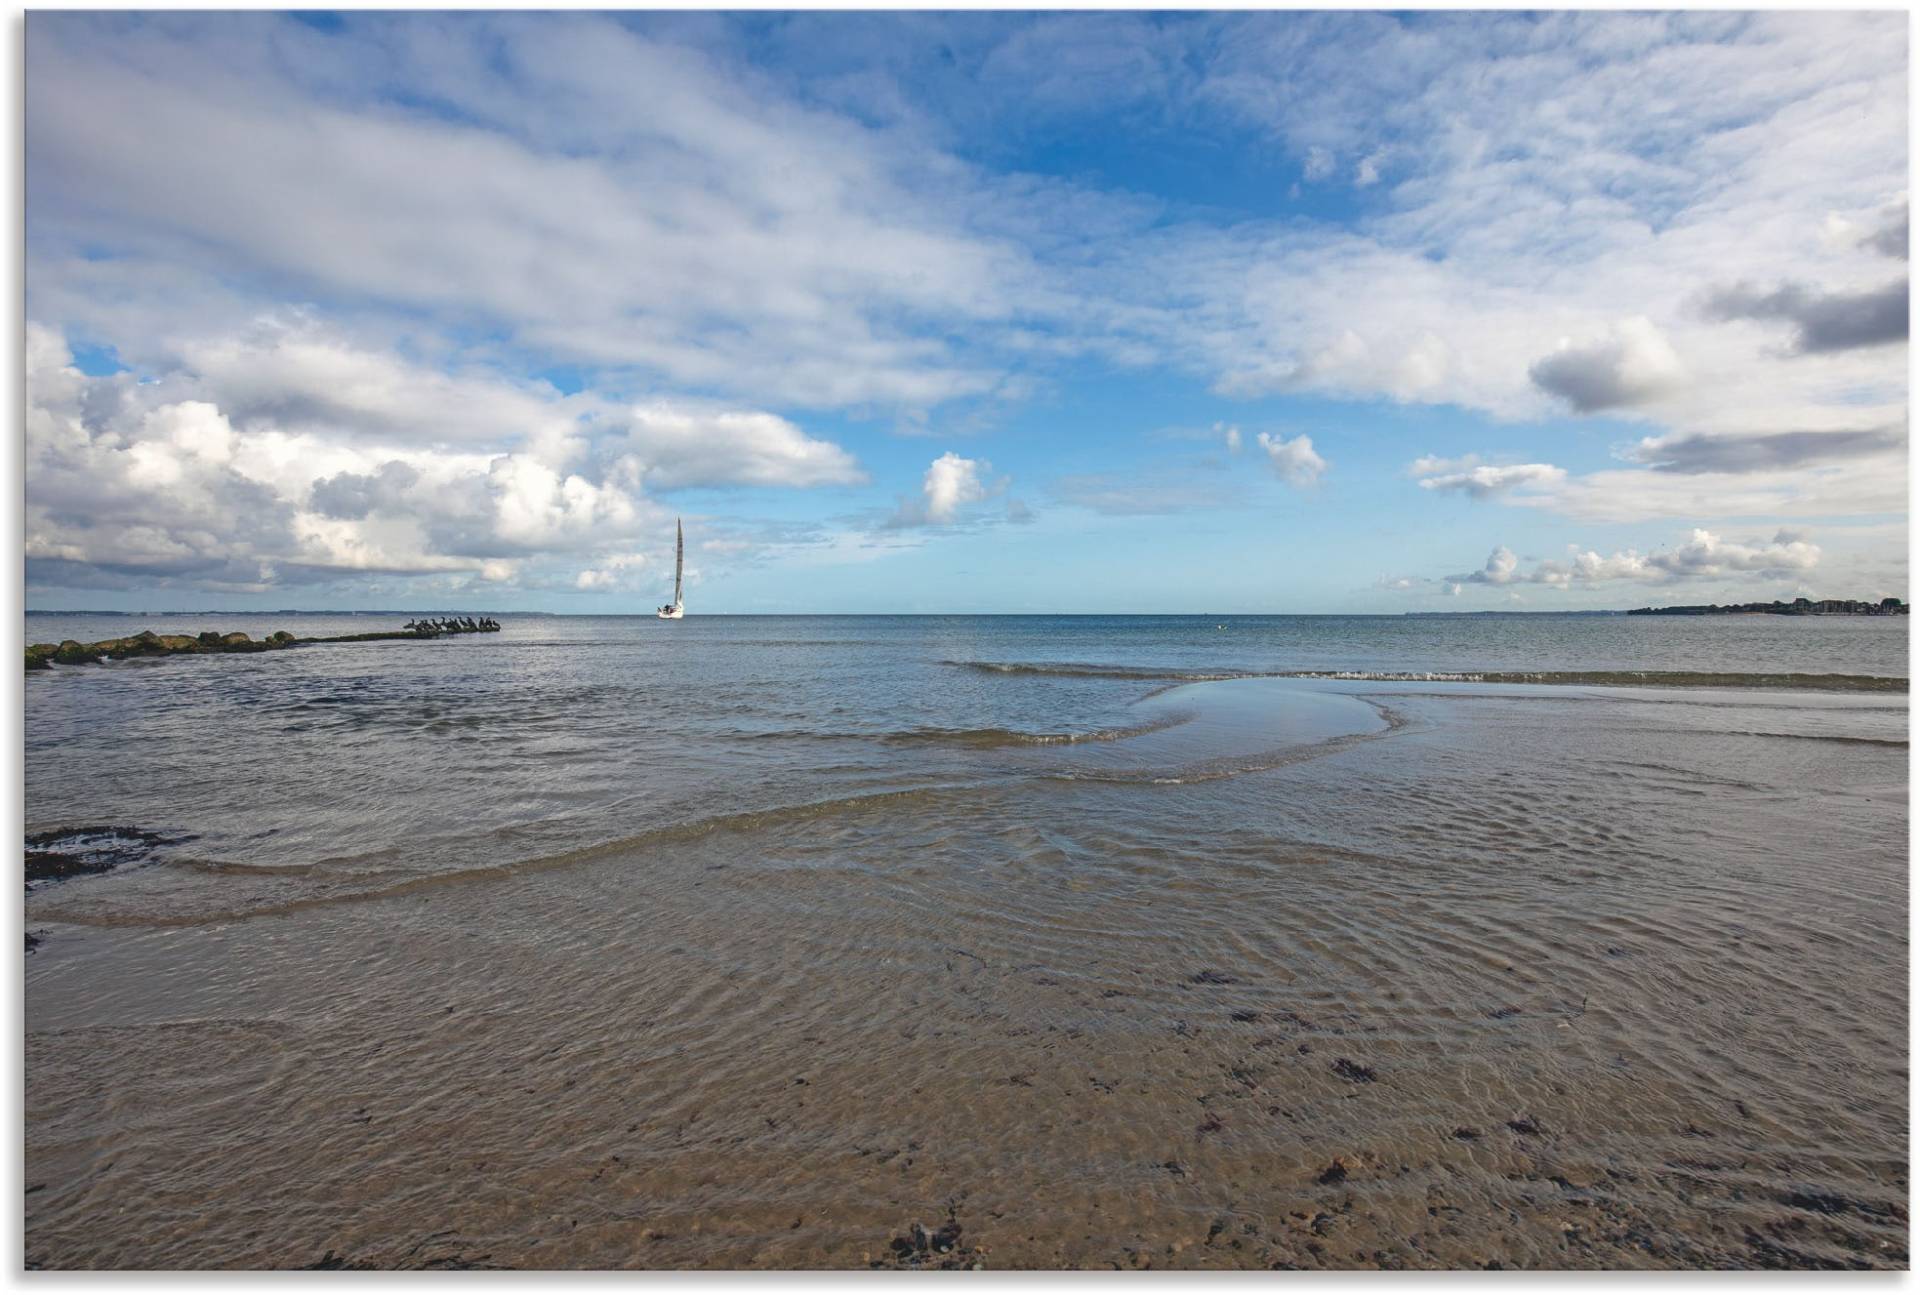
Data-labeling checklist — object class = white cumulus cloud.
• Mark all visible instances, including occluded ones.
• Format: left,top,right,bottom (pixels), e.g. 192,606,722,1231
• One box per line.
1447,528,1821,589
888,451,995,527
1529,317,1686,413
611,402,866,491
1256,431,1326,487
22,323,860,595
575,552,649,591
1417,462,1567,499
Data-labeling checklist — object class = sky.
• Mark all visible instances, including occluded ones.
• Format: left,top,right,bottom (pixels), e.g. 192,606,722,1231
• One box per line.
22,10,1911,614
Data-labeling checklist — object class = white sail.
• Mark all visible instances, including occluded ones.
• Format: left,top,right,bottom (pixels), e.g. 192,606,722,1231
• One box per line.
658,518,685,618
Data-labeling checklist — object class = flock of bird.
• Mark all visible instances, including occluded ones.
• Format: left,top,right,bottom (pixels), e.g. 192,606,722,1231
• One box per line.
402,617,500,635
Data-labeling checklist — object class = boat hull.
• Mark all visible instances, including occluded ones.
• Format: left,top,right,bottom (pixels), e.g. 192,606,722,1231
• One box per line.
657,606,684,620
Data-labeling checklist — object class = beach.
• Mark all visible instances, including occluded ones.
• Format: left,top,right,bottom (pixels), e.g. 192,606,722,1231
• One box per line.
23,614,1910,1268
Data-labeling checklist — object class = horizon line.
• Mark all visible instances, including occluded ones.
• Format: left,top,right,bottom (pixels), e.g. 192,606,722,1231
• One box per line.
24,606,1905,619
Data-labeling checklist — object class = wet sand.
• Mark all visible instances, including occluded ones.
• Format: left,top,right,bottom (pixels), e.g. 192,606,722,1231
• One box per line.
25,678,1909,1269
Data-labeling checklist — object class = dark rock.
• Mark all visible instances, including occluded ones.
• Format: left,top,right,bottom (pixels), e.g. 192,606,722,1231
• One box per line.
28,626,307,672
880,1214,973,1269
1332,1058,1376,1083
1316,1160,1349,1186
1506,1116,1544,1136
1190,970,1239,985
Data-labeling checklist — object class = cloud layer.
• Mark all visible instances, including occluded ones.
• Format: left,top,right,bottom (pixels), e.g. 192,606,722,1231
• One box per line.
23,12,1910,603
24,323,859,593
1448,529,1821,591
1704,280,1910,355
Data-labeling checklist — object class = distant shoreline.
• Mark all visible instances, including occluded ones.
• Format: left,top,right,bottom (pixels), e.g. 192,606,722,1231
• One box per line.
27,607,1911,620
1624,598,1907,617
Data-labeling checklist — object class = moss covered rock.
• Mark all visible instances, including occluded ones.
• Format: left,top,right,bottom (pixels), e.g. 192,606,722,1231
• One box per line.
99,632,171,658
29,620,439,672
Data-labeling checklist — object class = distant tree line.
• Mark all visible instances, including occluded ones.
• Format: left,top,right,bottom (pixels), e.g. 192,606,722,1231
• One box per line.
1628,597,1907,616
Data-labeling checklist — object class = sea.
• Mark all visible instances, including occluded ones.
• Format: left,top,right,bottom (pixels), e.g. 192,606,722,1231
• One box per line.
23,612,1911,1268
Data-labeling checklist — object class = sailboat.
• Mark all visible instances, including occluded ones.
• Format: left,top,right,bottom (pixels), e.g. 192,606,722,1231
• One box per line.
657,518,686,619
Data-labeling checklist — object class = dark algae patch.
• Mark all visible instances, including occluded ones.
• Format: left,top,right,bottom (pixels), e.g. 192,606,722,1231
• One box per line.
295,1248,513,1270
26,826,179,889
298,1251,376,1271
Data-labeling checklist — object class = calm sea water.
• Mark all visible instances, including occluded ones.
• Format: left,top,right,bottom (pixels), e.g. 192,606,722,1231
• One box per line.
24,613,1911,1268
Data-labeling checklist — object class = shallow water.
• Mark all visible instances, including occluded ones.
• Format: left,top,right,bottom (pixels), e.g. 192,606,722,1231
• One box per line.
23,613,1911,1268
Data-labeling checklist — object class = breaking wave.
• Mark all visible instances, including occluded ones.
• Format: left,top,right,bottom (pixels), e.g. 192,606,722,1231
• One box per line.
878,713,1195,747
942,661,1908,693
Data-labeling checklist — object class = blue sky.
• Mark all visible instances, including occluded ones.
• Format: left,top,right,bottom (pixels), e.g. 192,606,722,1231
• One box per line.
23,11,1910,613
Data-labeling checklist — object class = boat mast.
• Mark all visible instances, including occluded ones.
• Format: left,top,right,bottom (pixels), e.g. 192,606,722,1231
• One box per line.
673,518,684,607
